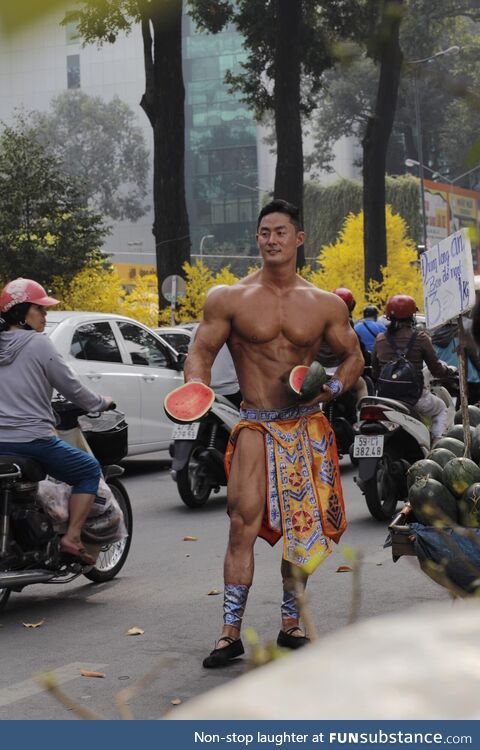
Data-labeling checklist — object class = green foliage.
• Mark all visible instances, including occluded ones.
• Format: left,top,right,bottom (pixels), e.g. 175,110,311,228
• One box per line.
0,115,108,288
304,174,421,257
33,91,150,222
307,1,480,183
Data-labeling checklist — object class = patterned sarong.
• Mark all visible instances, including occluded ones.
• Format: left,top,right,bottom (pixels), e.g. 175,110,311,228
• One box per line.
225,403,347,575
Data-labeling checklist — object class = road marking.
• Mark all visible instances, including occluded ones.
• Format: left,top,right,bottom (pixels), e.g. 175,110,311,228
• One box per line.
0,662,107,707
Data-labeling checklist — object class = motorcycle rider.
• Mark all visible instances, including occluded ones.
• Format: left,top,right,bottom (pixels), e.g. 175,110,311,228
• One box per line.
317,288,368,401
0,278,113,565
354,305,386,356
372,295,454,443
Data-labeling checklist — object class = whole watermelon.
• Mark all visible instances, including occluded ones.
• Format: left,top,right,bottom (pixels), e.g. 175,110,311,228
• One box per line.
433,437,464,457
406,459,444,489
446,425,475,443
471,427,480,464
408,477,458,526
458,483,480,527
454,405,480,427
427,448,457,468
443,457,480,498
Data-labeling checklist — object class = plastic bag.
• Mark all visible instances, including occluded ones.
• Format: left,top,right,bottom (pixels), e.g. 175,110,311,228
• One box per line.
36,476,127,545
411,523,480,594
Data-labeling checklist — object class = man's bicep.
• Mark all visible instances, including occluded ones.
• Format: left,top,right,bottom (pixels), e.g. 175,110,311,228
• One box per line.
324,316,359,359
191,316,231,359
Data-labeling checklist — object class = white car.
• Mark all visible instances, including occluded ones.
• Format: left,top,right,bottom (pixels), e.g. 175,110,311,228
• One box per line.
46,311,184,456
154,326,192,355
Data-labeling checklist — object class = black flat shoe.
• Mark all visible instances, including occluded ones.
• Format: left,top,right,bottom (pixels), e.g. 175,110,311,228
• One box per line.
202,636,245,668
277,626,310,650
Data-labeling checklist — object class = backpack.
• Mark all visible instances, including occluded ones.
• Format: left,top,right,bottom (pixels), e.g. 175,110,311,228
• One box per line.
376,331,424,405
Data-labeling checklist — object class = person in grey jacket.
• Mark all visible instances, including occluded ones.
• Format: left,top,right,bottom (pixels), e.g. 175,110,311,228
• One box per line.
0,278,113,565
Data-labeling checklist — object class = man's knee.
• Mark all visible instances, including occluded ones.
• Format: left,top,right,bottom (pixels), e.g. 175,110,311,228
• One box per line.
228,510,261,549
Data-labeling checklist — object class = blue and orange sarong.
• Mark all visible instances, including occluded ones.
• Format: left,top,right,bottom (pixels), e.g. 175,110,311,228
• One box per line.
225,403,347,575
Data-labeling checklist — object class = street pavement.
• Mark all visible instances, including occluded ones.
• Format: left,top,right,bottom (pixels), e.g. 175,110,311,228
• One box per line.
0,454,447,720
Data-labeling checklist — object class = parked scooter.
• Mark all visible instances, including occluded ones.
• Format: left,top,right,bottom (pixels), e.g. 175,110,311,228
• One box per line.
169,395,239,508
354,374,457,521
0,400,132,612
323,366,375,459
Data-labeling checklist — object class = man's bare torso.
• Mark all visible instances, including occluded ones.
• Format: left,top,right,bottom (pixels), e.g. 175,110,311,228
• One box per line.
223,272,334,409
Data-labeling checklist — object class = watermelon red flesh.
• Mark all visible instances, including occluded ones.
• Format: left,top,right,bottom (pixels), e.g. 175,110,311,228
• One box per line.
289,366,309,395
164,382,215,423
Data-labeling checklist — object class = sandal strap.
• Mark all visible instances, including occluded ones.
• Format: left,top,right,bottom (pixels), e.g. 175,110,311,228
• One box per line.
215,636,236,647
284,626,304,636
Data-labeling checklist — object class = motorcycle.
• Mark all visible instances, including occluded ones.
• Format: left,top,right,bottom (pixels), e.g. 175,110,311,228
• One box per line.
169,394,240,508
323,366,375,459
0,400,132,612
353,374,457,522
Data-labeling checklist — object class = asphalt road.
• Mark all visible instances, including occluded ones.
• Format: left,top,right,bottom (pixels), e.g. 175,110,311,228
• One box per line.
0,454,447,720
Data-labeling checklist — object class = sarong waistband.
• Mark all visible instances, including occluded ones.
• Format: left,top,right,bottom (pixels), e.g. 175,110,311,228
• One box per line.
239,402,322,422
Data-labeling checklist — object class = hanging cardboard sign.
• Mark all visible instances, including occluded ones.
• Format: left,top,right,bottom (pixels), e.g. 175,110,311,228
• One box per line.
420,229,475,330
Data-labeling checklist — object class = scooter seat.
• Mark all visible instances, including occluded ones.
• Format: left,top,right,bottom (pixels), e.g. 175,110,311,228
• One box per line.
0,455,45,482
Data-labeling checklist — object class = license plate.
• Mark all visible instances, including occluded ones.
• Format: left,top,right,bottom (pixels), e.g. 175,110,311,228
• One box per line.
171,422,200,440
353,434,384,458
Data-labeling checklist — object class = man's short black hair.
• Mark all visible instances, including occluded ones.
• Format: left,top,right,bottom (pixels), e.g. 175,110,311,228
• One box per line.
257,199,302,232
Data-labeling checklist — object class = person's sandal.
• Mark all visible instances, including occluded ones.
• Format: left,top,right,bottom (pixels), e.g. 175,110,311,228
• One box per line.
277,626,310,650
202,636,245,668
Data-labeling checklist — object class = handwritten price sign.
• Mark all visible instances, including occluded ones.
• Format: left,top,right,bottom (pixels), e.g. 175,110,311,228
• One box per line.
420,229,475,330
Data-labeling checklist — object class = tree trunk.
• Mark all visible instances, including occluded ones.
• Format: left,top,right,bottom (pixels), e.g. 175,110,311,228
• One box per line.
273,0,305,268
140,0,190,311
362,0,404,289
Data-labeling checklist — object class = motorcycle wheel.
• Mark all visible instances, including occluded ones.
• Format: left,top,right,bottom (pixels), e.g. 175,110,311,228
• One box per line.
84,478,132,583
363,455,399,521
176,445,213,508
0,587,11,612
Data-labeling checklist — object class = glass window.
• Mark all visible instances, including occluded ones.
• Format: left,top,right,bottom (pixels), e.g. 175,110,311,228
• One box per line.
71,322,122,363
159,332,191,355
65,20,80,45
117,322,170,368
66,54,80,89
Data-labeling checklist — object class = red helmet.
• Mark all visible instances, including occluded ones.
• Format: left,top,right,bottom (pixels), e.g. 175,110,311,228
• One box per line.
0,278,59,313
385,295,418,320
332,287,356,312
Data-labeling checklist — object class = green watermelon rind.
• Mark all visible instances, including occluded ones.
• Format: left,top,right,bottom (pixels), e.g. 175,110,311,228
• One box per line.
432,437,465,457
442,457,480,499
164,382,215,424
408,477,458,526
406,459,444,489
458,482,480,527
300,361,328,401
454,405,480,427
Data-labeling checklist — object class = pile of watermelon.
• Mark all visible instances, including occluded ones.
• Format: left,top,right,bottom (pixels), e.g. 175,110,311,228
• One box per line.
407,406,480,528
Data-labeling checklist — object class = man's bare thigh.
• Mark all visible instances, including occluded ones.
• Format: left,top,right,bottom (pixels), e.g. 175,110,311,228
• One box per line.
228,428,266,525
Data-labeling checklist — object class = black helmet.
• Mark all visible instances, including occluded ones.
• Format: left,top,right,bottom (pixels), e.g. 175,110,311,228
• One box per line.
362,305,378,319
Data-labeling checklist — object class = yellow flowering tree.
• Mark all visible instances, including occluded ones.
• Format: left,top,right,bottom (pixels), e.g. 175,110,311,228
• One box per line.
122,273,159,327
53,261,124,312
174,261,239,324
308,206,423,312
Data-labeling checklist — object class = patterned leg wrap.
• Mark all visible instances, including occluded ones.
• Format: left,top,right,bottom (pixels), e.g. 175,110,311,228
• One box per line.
281,578,307,621
223,583,250,627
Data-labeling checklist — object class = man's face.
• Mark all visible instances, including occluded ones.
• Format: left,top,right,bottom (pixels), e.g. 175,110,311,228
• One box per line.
256,212,304,265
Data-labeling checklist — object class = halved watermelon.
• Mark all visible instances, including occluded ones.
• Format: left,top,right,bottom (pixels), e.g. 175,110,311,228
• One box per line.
164,382,215,424
288,362,327,401
288,365,309,396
